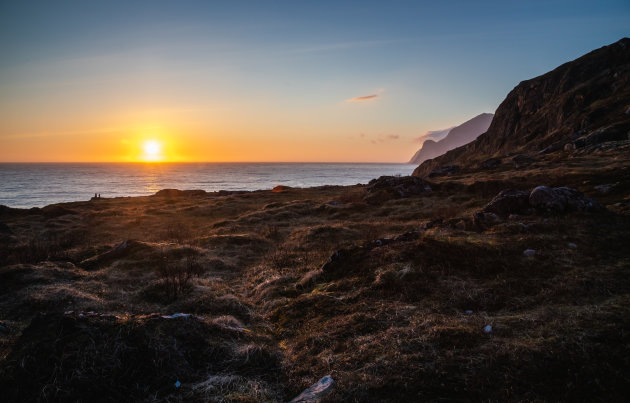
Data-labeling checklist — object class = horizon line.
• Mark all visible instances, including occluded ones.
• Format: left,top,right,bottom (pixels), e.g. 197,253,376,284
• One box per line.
0,160,415,165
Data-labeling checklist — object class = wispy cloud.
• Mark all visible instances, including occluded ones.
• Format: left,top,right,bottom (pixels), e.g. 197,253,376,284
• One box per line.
346,94,379,102
1,127,124,140
413,127,453,144
369,133,400,144
289,39,402,55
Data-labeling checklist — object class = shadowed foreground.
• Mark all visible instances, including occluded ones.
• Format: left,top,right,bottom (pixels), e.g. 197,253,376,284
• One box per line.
1,149,629,401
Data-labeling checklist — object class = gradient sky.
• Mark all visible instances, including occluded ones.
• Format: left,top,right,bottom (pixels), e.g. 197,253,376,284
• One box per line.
1,1,629,162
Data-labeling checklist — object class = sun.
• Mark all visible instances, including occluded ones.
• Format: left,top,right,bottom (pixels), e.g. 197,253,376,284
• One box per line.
141,140,163,161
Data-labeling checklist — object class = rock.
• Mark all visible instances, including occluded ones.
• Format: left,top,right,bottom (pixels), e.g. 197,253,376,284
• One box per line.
290,375,334,402
364,176,431,204
512,154,535,169
529,186,565,213
428,165,460,177
523,249,536,257
80,239,152,269
594,184,615,193
574,123,630,148
272,185,292,193
161,313,192,319
529,186,602,214
483,325,493,333
481,189,531,217
154,189,207,197
473,211,502,229
479,157,501,169
423,218,443,229
568,242,578,249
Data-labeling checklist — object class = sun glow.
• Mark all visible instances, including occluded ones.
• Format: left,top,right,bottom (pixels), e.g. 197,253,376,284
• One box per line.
141,140,163,162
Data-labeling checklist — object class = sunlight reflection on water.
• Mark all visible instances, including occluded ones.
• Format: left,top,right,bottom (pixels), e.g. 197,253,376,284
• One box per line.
0,162,416,208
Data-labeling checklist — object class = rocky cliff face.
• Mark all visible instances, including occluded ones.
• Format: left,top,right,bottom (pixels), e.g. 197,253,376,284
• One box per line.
413,38,630,177
409,113,493,164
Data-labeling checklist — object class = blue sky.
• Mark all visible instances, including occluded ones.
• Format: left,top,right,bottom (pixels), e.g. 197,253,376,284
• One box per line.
1,1,629,162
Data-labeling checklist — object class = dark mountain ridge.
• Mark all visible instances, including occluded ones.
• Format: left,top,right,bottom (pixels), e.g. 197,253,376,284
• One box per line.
413,37,630,177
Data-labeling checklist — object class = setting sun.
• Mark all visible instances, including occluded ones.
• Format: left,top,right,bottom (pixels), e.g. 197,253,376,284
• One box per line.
141,140,163,162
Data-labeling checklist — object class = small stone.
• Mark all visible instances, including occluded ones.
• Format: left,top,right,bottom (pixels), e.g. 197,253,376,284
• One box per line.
465,310,473,315
483,325,493,333
523,249,536,257
594,184,615,193
174,380,181,388
568,243,577,249
290,375,334,402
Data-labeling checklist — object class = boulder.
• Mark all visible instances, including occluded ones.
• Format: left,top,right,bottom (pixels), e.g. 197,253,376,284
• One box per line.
364,176,431,204
480,189,531,217
473,211,502,229
512,154,536,169
428,165,460,177
479,157,501,169
529,186,602,213
272,185,292,193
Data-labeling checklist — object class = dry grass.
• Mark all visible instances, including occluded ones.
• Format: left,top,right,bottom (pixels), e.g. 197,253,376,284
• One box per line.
0,151,629,401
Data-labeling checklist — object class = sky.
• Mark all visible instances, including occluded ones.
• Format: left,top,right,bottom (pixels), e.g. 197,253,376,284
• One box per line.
1,1,629,163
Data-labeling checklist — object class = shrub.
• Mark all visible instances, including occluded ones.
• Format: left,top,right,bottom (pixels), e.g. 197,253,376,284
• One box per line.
156,251,205,299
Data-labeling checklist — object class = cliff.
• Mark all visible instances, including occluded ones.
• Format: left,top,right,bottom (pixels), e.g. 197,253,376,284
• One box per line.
409,113,493,164
413,38,630,177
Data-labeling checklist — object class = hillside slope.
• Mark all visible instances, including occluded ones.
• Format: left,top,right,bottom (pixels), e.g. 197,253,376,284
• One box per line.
413,38,630,177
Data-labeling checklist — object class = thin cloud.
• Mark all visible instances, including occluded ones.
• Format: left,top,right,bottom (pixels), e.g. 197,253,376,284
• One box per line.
289,39,403,54
369,133,399,144
346,94,379,102
413,127,453,143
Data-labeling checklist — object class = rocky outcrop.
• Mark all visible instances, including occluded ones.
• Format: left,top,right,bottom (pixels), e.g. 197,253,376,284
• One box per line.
364,176,432,204
154,189,207,197
529,186,602,213
480,189,531,217
473,186,602,228
409,113,493,164
414,38,630,178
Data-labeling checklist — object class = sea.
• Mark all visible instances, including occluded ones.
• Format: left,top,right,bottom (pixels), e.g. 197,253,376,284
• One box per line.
0,163,416,208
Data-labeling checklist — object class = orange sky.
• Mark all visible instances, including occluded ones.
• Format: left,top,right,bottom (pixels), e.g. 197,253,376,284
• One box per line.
2,2,625,163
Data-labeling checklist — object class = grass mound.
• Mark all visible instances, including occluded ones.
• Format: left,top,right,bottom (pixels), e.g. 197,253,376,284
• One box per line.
0,312,286,402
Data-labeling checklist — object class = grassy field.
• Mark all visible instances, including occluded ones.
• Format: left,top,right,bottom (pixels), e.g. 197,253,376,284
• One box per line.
1,150,629,401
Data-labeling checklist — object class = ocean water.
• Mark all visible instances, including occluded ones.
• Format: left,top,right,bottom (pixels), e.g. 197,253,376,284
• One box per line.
0,163,416,208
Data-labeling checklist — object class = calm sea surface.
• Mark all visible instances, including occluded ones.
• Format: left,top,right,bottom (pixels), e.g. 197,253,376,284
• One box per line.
0,163,416,208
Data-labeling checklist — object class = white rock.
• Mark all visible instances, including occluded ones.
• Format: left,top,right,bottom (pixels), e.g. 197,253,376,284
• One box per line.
523,249,536,256
483,325,493,333
290,375,334,402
